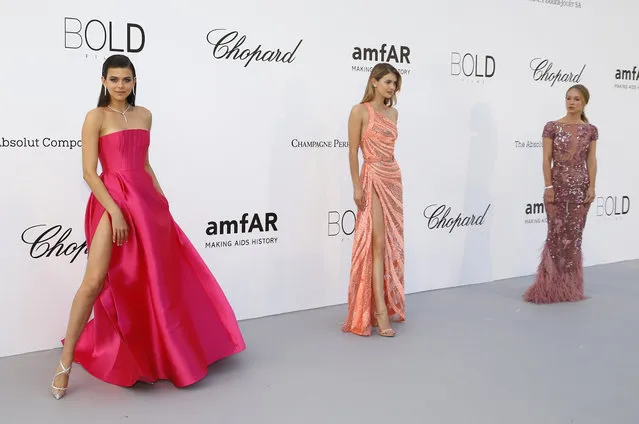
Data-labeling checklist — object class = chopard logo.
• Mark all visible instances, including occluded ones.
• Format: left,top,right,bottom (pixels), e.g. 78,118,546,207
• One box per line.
530,57,585,86
21,224,87,264
206,28,302,67
423,204,491,233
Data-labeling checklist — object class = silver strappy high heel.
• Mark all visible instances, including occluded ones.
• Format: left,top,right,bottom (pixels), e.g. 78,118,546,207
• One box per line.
51,360,72,400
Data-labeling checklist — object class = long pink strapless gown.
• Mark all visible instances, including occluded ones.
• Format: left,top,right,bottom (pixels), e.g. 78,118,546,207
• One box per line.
66,128,245,387
342,102,405,336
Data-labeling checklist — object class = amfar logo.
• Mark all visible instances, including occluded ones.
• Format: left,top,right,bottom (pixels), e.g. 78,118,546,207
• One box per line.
351,43,411,75
352,44,410,64
64,17,145,54
423,204,491,233
21,224,87,264
205,212,278,248
614,67,639,91
530,58,585,87
206,29,302,68
615,67,639,81
450,52,495,82
327,209,356,237
596,195,630,218
525,202,545,215
524,202,547,224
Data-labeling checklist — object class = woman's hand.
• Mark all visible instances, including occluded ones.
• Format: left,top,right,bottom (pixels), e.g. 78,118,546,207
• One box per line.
110,208,129,246
584,186,595,204
544,187,555,203
353,185,363,210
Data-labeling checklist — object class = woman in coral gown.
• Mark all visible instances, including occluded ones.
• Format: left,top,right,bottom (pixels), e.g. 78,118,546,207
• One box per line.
524,84,598,304
50,54,246,399
342,63,405,337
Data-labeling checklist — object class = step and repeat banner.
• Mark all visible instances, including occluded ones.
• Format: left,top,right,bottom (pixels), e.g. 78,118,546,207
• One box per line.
1,0,637,357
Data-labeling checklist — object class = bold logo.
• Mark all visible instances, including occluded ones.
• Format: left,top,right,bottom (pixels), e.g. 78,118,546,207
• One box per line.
595,195,630,218
204,212,278,248
21,224,87,264
530,58,585,86
423,204,491,233
327,209,356,237
450,52,495,81
206,29,302,67
64,17,145,53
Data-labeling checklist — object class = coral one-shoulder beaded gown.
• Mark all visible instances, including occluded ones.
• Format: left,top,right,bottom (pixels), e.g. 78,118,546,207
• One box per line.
342,102,405,336
524,121,598,304
66,128,246,387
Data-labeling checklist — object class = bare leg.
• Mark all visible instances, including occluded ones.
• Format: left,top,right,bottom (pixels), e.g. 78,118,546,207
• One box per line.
564,202,590,272
371,188,394,336
51,212,113,398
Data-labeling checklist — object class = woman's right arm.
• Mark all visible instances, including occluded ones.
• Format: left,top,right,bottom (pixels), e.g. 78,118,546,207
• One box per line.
348,105,363,209
81,110,128,244
542,136,554,202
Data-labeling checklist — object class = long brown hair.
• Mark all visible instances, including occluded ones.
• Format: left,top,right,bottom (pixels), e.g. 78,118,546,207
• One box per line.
97,54,137,107
567,84,590,123
360,63,402,106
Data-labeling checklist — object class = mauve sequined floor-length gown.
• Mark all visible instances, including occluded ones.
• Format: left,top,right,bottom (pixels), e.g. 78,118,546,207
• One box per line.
342,102,405,336
524,121,598,303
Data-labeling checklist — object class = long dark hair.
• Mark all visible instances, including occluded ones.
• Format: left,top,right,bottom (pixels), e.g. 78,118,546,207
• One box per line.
567,84,590,123
97,54,137,107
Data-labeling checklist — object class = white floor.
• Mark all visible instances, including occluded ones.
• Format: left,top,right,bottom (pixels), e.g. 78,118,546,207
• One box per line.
2,260,638,424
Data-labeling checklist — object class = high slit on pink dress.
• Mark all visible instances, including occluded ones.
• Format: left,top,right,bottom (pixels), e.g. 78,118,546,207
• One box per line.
64,128,246,387
342,102,405,336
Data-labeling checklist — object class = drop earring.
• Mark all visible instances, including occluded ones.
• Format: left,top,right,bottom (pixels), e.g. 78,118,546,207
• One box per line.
103,86,107,96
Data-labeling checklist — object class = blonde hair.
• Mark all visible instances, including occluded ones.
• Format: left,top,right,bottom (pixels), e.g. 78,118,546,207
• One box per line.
360,63,402,106
567,84,590,123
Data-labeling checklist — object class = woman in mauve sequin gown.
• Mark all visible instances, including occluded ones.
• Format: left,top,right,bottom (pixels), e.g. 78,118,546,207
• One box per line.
342,63,405,337
524,84,598,304
50,55,245,399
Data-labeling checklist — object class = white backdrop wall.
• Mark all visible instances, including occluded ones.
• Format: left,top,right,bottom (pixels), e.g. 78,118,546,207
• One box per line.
1,0,637,357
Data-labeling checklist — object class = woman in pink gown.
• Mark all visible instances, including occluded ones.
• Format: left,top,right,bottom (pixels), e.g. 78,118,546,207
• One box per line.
524,84,598,304
342,63,405,337
51,54,246,399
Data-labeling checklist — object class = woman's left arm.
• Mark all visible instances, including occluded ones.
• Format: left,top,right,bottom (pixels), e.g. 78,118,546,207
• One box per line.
142,109,166,197
146,153,166,197
585,135,597,203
